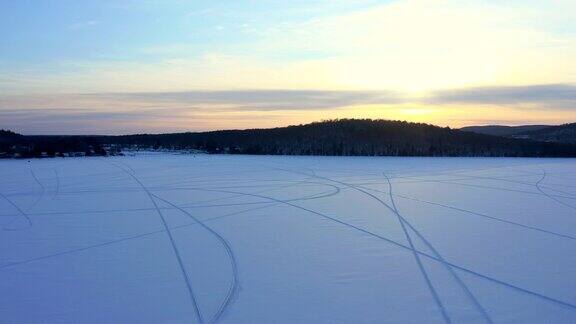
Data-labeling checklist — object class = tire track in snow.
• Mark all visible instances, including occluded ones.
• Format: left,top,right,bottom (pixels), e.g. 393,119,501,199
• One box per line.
28,167,46,211
209,184,576,310
0,192,32,231
392,198,453,323
183,179,452,322
7,178,328,197
115,164,321,322
0,182,341,221
117,160,136,175
382,173,493,324
4,167,46,230
157,175,317,215
111,163,205,324
7,170,575,314
388,178,576,201
206,187,576,312
454,173,576,198
0,203,273,271
122,160,576,314
0,180,338,270
151,194,239,324
362,187,576,241
535,168,576,212
109,161,324,323
52,169,60,200
387,171,576,199
270,166,455,322
293,169,452,323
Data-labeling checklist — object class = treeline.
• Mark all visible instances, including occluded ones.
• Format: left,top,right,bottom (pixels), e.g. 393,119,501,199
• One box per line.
0,130,108,158
2,119,576,158
104,119,576,157
518,123,576,144
461,122,576,144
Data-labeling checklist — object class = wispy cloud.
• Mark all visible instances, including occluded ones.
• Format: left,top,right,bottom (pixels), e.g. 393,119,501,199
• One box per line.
1,85,575,134
428,84,576,109
0,90,403,134
92,90,404,110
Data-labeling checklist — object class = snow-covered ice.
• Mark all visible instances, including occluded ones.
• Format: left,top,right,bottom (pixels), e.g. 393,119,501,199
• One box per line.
1,154,575,323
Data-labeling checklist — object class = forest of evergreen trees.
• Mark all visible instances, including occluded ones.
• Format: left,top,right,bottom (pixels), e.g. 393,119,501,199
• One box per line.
0,130,108,158
93,119,576,157
2,119,576,158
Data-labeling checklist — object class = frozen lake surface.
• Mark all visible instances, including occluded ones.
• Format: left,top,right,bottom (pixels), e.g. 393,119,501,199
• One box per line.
1,154,575,323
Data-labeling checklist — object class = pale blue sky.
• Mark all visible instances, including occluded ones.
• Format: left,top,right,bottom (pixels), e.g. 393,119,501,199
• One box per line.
1,1,384,66
1,0,575,134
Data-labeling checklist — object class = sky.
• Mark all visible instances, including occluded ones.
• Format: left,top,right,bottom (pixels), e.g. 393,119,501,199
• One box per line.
1,0,575,135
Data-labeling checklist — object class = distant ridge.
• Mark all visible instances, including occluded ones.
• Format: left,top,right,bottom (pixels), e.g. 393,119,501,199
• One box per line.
460,125,549,137
2,119,576,158
519,123,576,144
99,119,576,157
461,123,576,144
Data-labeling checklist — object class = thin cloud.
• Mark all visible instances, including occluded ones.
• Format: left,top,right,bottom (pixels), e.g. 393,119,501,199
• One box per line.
87,90,405,111
1,86,575,134
427,84,576,109
0,90,403,134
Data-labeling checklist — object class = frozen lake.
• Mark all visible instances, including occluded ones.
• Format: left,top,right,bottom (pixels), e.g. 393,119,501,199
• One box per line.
1,154,575,323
